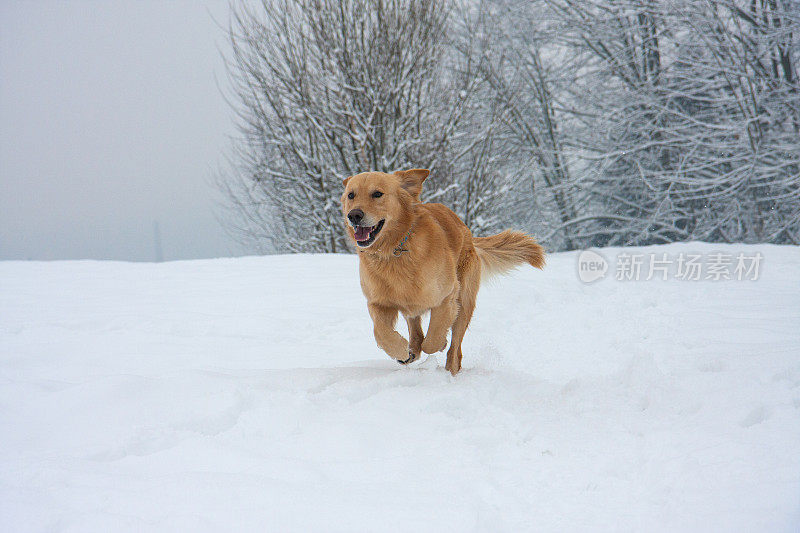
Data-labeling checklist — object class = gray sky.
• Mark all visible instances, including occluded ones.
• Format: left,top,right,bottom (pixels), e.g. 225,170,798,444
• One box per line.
0,1,245,261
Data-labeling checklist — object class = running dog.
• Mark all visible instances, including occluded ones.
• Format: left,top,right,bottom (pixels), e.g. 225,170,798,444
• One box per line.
341,169,545,375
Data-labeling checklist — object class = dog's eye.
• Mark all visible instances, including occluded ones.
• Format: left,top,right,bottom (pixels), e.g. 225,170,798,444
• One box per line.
347,192,355,200
372,191,383,198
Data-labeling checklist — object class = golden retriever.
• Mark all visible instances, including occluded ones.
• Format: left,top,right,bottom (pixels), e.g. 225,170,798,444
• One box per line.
341,169,545,375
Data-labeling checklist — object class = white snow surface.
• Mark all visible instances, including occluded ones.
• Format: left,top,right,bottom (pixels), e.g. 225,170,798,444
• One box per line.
1,243,799,532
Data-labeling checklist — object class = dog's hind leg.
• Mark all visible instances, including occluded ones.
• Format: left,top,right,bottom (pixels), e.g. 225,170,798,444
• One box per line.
368,303,409,362
445,254,480,375
421,287,458,355
405,315,424,363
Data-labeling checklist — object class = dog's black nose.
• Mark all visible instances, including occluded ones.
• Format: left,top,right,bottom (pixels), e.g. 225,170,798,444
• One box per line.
348,209,364,226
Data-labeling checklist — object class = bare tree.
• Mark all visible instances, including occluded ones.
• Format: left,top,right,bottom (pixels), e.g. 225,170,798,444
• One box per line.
220,0,508,253
456,0,585,250
221,0,800,253
544,0,800,246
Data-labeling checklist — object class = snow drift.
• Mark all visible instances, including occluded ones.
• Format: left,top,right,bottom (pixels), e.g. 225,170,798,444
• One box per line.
1,243,798,531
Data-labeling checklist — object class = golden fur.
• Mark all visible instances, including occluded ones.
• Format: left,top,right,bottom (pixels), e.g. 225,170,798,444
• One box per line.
341,169,544,375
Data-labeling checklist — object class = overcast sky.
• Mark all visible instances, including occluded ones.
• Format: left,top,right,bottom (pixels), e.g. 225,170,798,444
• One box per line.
0,1,245,261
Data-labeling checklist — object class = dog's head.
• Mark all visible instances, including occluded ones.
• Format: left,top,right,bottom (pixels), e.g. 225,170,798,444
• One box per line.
341,169,429,249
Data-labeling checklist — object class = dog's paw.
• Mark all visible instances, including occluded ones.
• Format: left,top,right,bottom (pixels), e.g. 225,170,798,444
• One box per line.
397,350,418,365
421,336,447,354
378,333,410,362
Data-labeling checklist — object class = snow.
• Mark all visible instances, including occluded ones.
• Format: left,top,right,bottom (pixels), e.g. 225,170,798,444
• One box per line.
1,243,799,532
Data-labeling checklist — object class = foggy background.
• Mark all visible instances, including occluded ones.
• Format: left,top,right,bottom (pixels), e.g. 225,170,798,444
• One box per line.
3,1,797,261
0,1,241,261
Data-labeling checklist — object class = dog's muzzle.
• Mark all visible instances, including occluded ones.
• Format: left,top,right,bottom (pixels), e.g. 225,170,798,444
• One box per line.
352,219,385,247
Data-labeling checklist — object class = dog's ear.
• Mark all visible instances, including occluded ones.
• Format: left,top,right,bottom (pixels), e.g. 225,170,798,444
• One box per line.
394,169,429,201
342,176,352,187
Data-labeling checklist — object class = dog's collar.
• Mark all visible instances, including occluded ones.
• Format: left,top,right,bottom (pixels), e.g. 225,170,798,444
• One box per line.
392,225,413,257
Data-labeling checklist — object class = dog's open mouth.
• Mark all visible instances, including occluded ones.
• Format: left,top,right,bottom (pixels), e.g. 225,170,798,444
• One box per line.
353,219,385,247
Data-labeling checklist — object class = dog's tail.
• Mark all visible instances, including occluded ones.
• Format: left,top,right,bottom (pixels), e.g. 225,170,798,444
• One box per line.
473,230,545,280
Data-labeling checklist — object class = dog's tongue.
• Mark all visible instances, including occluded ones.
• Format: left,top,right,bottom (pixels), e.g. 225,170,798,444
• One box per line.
354,225,371,241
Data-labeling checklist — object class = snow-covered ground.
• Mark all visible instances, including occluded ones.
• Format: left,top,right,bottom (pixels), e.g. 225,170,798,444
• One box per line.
1,243,799,532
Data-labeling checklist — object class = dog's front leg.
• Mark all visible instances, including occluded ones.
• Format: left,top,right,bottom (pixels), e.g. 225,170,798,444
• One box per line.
368,303,410,363
404,315,423,363
421,288,458,354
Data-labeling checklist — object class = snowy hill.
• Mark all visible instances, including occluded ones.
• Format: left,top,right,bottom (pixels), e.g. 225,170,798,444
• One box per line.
1,243,799,532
